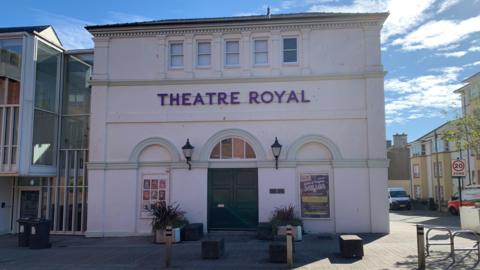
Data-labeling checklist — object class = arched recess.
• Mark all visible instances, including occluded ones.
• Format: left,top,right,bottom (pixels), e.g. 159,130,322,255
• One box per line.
198,129,267,161
129,137,182,163
287,134,343,161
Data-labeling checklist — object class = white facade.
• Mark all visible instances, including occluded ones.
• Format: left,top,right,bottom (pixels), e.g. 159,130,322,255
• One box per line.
85,13,389,236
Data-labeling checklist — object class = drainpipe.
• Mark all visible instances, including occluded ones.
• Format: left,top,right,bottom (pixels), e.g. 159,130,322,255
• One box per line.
434,131,441,211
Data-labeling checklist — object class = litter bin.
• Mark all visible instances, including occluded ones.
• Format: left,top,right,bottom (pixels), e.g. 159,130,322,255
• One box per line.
17,218,33,247
29,219,51,249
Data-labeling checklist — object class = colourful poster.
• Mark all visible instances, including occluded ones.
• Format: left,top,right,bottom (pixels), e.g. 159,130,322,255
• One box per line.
300,173,329,218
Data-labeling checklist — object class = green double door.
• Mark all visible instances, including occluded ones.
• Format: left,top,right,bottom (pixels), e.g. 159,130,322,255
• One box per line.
208,168,258,230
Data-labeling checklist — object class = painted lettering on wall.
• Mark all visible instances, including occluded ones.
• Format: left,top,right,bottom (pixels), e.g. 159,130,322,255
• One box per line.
157,90,310,106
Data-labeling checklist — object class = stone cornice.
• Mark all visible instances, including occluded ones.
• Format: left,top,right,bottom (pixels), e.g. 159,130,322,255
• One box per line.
88,18,384,39
90,71,386,87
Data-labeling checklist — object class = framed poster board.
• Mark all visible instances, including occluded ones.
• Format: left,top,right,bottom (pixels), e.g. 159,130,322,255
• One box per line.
299,173,330,218
140,173,169,218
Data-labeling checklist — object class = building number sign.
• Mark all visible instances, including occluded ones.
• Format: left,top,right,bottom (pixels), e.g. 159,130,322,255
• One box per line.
451,159,466,177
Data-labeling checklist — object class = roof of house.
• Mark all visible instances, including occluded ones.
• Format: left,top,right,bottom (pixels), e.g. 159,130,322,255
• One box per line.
85,12,389,31
0,25,51,34
409,121,452,143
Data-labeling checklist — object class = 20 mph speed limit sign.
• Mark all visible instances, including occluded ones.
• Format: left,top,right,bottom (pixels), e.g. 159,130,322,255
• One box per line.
451,159,466,177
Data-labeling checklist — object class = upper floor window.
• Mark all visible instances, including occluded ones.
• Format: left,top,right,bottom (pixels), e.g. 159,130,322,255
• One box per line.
421,144,426,155
283,37,297,63
210,137,256,159
225,40,240,66
197,41,211,67
254,40,268,65
169,42,183,68
413,164,420,178
433,161,442,177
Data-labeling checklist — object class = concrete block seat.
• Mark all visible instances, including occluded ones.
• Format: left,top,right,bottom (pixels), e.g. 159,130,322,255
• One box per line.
181,223,204,241
339,235,364,258
201,238,224,259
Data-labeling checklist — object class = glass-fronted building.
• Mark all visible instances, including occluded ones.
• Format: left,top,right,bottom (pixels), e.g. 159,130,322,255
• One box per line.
0,26,92,234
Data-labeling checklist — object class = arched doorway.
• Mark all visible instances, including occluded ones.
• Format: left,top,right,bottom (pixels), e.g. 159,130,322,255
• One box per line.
207,136,259,230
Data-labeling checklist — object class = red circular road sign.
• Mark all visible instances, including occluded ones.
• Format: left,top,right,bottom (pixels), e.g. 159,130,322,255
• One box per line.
452,160,465,171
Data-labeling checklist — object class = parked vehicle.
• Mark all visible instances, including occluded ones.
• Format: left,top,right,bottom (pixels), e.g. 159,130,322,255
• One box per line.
388,187,411,210
447,185,480,216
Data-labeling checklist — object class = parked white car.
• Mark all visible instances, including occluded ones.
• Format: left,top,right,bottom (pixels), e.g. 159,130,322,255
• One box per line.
388,187,411,210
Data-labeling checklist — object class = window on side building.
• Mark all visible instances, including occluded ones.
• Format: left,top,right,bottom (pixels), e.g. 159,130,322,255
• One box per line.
225,40,240,66
283,37,297,63
254,39,268,65
169,42,183,68
197,41,211,67
413,164,420,178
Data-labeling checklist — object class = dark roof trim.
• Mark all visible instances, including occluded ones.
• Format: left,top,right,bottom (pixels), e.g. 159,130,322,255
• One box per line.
85,12,389,30
0,25,50,34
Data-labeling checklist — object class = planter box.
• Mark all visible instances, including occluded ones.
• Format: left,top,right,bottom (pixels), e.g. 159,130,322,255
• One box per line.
460,206,480,233
339,235,364,259
201,238,224,259
277,225,302,241
153,228,181,243
257,222,274,240
181,223,204,241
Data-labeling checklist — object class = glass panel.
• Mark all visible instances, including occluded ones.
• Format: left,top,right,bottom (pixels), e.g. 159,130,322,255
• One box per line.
198,54,210,66
11,146,16,164
233,138,245,159
35,41,60,112
63,56,91,115
283,50,297,63
61,116,89,149
226,41,239,53
246,143,256,158
221,138,232,159
283,38,297,50
210,143,220,159
226,53,239,65
198,42,211,54
254,40,268,52
3,107,9,143
7,79,20,104
170,43,183,55
255,52,268,64
171,55,183,67
0,77,5,104
0,39,23,81
32,110,56,165
12,107,18,145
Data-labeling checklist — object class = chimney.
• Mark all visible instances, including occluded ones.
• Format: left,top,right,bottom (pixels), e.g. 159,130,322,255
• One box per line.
393,133,407,148
386,140,392,148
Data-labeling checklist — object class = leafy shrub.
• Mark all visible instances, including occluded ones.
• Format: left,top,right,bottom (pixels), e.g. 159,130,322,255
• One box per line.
269,205,303,232
151,201,186,230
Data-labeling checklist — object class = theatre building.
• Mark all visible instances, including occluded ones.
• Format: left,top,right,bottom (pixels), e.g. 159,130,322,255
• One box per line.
84,12,390,236
0,26,92,234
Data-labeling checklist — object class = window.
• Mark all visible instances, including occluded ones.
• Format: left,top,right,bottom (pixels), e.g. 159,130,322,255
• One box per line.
283,38,297,63
434,161,442,177
210,137,256,159
169,42,183,68
225,40,240,66
414,185,421,199
32,41,61,165
421,144,426,155
141,174,168,218
413,164,420,178
254,40,268,65
197,41,211,67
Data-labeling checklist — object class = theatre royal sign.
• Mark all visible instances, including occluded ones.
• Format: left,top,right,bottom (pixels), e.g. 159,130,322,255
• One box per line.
157,90,310,106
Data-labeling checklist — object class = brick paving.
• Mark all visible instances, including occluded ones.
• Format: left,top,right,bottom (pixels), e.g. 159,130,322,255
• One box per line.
0,210,479,269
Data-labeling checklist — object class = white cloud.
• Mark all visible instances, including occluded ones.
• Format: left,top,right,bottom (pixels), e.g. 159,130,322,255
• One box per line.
104,12,153,24
438,0,462,13
309,0,436,43
392,15,480,51
437,45,480,57
385,66,463,124
465,60,480,67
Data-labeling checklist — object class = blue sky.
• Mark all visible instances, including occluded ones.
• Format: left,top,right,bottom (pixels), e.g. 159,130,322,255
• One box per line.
1,0,480,142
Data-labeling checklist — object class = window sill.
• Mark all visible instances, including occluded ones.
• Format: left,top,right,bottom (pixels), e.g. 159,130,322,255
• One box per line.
169,67,184,70
195,65,212,69
224,65,241,69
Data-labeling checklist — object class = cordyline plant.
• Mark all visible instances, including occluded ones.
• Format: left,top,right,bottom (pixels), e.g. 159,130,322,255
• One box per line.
151,201,187,230
269,204,303,228
441,108,480,157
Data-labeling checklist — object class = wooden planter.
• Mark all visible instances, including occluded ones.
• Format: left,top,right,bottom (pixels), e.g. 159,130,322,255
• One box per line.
276,225,302,241
153,228,181,243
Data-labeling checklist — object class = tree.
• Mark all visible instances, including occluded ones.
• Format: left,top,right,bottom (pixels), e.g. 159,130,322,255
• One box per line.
442,108,480,157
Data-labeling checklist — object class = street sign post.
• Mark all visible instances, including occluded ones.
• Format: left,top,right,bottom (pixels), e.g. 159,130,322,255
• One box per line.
451,159,466,206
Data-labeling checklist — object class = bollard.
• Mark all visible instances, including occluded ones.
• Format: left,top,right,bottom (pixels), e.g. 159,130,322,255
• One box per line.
286,225,293,268
165,226,172,268
416,224,425,270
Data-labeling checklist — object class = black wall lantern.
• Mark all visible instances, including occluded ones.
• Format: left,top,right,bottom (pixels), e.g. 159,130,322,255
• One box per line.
271,137,282,170
182,139,194,170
